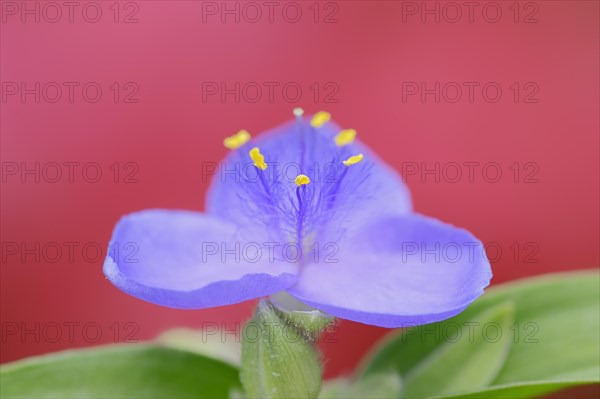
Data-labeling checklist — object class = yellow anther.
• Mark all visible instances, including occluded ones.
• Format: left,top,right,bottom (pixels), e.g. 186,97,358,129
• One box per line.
295,174,310,186
223,130,251,150
343,154,364,167
293,107,304,117
335,129,357,146
249,147,267,170
310,111,331,128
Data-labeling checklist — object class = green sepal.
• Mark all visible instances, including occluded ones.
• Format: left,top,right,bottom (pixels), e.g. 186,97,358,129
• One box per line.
269,292,335,340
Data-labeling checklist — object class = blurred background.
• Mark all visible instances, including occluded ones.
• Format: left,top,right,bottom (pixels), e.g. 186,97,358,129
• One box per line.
1,1,598,396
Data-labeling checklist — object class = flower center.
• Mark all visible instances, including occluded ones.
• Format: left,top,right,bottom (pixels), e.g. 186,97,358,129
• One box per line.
222,109,367,261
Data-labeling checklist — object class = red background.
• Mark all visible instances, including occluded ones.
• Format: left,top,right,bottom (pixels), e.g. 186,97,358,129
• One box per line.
1,0,598,395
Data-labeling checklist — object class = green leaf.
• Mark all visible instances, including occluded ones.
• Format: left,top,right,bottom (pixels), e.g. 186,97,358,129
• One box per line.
319,372,402,399
361,270,600,398
401,302,514,398
0,344,241,398
157,327,241,366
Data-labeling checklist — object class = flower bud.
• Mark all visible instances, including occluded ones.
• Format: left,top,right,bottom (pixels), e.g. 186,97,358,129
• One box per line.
241,300,322,399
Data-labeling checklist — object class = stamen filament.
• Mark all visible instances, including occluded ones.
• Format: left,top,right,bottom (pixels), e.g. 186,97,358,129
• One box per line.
296,185,306,254
294,175,311,257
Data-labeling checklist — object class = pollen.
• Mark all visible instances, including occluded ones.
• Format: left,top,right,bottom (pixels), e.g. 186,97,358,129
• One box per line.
223,130,251,150
249,147,267,170
293,107,304,117
295,174,311,186
343,154,364,166
310,111,331,128
335,129,357,146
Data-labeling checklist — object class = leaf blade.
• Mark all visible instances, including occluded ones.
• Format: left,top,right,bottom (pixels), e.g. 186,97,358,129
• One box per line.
401,302,514,398
0,344,241,398
361,270,600,398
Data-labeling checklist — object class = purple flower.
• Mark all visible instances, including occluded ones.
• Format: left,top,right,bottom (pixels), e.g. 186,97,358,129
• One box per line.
103,110,491,328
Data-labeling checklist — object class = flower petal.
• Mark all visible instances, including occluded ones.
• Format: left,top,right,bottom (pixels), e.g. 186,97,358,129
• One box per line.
206,118,412,244
103,209,299,309
287,214,492,327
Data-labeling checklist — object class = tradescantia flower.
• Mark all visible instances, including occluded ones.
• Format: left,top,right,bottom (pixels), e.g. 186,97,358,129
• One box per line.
103,109,492,328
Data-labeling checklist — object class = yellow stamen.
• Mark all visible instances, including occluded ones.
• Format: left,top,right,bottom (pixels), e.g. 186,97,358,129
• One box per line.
335,129,357,146
249,147,267,170
223,130,251,150
310,111,331,128
295,174,310,186
343,154,364,166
